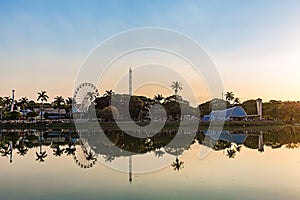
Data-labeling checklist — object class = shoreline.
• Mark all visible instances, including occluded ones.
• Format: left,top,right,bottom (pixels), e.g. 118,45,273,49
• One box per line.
0,120,289,130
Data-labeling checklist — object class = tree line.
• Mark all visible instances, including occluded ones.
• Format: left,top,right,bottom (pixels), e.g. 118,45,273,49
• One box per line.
0,85,300,122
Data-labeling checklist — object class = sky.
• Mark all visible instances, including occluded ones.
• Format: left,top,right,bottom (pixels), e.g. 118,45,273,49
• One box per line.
1,0,300,103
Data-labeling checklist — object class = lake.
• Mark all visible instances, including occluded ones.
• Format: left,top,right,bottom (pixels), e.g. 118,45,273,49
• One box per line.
0,126,300,200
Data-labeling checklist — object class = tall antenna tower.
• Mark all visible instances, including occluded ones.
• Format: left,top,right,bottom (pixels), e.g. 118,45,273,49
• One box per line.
129,68,132,96
129,156,132,183
128,67,133,183
10,89,15,112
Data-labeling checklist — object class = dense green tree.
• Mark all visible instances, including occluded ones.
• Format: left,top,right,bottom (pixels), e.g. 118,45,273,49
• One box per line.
27,100,36,110
198,98,227,117
263,100,281,120
129,96,144,121
26,111,38,118
163,101,180,120
278,101,300,122
65,97,73,118
94,96,109,111
3,97,12,111
3,111,22,120
97,106,119,122
0,97,3,107
242,100,257,115
18,97,29,110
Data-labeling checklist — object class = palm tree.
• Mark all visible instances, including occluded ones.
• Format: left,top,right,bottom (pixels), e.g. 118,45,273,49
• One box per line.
37,91,49,121
65,97,73,120
86,91,97,102
0,97,3,119
170,81,183,101
104,90,114,106
235,144,242,152
171,157,184,171
53,96,64,119
18,97,29,110
234,97,241,105
225,92,234,103
154,94,164,104
3,96,12,111
86,151,97,161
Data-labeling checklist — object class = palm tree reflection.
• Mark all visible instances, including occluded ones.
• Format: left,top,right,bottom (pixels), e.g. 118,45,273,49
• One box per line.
17,144,28,156
53,145,64,157
226,144,242,159
86,151,97,161
171,157,184,171
65,143,76,156
36,132,47,163
154,148,165,158
235,145,242,152
51,133,65,157
103,154,115,162
36,145,47,163
226,148,237,159
286,142,300,149
0,143,11,157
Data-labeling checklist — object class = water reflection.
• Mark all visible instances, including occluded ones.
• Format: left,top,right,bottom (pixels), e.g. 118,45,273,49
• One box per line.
171,157,184,171
36,131,47,162
1,126,300,169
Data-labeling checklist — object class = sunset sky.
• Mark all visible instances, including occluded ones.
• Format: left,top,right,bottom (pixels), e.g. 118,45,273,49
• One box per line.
1,0,300,103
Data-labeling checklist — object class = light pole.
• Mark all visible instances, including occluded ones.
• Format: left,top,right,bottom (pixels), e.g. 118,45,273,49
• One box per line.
0,106,3,121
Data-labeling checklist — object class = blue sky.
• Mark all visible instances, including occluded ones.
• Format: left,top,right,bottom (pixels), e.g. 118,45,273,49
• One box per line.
1,0,300,102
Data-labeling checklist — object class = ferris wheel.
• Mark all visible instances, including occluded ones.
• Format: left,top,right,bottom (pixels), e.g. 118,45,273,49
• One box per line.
73,82,99,113
73,139,97,169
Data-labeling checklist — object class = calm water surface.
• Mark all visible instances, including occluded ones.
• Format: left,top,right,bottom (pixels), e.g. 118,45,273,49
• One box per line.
0,126,300,200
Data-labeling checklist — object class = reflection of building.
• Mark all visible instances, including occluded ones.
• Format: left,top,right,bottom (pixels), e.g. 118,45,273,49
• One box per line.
203,130,248,145
258,131,264,152
202,106,247,122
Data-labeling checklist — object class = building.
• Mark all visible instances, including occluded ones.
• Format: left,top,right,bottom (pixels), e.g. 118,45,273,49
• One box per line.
202,106,247,122
33,108,67,119
203,130,248,145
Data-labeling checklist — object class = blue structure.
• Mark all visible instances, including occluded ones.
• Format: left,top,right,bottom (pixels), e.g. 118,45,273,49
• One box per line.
202,106,247,122
203,130,248,145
